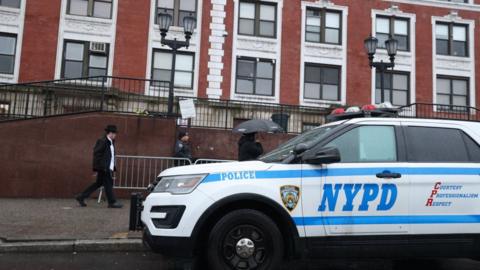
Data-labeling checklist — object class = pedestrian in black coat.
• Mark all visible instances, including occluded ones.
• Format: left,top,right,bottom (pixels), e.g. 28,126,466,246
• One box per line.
238,133,264,161
174,131,193,161
75,125,123,208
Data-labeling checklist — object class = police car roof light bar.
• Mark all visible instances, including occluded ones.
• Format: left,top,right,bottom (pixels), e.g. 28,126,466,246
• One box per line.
326,104,400,123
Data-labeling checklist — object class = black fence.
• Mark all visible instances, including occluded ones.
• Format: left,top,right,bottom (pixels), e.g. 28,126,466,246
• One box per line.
0,76,171,121
399,103,480,122
177,97,332,134
0,76,335,134
1,76,479,133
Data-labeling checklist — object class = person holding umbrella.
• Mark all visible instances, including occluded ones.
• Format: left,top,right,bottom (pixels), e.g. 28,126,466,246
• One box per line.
238,132,263,161
233,119,284,161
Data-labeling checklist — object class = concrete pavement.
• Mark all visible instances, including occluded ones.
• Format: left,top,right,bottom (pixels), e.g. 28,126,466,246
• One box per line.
0,198,143,253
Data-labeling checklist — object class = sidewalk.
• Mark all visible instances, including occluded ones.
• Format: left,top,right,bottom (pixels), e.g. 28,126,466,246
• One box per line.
0,198,143,253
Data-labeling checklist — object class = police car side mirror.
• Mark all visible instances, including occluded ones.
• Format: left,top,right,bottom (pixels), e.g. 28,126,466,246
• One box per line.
293,143,309,155
303,147,341,165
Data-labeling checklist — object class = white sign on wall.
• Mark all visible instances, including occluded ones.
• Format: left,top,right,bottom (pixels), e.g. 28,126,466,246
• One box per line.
179,99,196,119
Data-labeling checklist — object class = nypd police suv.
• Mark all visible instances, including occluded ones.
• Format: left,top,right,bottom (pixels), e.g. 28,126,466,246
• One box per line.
141,105,480,269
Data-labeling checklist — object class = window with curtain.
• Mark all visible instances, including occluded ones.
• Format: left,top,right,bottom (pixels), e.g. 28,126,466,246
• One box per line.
304,64,340,101
238,1,276,38
236,57,275,96
305,8,341,45
376,16,409,51
68,0,113,19
436,22,468,57
157,0,197,27
375,72,409,106
0,33,17,74
62,40,109,79
436,76,469,111
152,50,195,89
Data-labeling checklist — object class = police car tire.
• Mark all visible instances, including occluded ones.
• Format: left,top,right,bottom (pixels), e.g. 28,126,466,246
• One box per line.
206,209,284,270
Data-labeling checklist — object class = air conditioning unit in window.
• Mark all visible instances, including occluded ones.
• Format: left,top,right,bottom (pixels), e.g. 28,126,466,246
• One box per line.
90,42,107,54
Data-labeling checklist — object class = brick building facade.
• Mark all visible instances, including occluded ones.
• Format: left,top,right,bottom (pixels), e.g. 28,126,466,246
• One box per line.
1,0,480,109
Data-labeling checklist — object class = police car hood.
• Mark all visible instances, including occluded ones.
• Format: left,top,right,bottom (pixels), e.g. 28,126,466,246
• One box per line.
158,161,273,177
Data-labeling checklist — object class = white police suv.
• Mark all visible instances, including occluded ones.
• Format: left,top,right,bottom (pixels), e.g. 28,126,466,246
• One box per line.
141,106,480,270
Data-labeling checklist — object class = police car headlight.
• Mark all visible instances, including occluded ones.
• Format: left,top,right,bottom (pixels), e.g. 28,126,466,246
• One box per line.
153,174,208,194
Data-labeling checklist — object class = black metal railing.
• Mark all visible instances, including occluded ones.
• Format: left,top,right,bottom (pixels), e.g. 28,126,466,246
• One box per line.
399,103,480,122
1,76,480,133
176,97,333,134
0,76,172,121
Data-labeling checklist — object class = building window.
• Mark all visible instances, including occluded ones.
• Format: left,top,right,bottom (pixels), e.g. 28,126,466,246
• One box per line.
67,0,113,19
0,34,16,75
61,40,109,79
305,8,341,45
376,16,409,51
436,22,468,57
238,1,276,38
304,64,340,101
0,0,20,8
152,50,194,89
236,57,275,96
436,76,469,110
375,72,409,106
156,0,196,27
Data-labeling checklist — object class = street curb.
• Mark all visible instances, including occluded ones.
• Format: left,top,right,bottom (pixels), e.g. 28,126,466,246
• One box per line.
0,239,145,253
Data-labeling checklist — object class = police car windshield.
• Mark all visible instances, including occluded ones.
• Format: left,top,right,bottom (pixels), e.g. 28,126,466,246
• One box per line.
260,124,338,163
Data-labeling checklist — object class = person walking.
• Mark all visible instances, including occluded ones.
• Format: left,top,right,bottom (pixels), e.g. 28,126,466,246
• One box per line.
75,125,123,208
174,131,193,162
238,132,264,161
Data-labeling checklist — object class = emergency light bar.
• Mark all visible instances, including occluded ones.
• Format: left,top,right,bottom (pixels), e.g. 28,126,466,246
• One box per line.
327,102,401,122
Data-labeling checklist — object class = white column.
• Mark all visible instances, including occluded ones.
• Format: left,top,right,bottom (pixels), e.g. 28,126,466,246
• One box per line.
206,0,227,99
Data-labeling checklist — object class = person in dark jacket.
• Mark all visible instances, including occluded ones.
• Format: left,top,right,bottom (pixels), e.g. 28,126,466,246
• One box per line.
75,125,123,208
174,131,192,162
238,132,264,161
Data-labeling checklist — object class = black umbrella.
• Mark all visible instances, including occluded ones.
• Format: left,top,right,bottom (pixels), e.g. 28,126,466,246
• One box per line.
233,119,284,134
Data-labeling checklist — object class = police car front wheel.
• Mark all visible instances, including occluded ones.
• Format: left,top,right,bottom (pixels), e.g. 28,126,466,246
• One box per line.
206,209,284,270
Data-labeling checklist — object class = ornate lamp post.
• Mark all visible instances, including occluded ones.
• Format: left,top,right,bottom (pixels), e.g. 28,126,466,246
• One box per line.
364,35,399,103
158,13,196,115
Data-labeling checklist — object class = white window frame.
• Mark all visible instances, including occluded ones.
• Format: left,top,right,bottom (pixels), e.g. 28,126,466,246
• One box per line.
0,0,26,83
370,8,416,107
230,0,283,104
300,1,347,106
55,0,118,85
431,14,475,111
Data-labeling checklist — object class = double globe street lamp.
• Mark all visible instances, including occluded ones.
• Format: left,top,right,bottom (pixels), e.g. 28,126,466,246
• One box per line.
364,35,399,103
158,13,196,115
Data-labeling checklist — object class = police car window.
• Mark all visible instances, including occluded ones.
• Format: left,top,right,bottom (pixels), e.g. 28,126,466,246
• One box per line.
325,126,397,163
405,127,470,162
260,125,338,163
462,132,480,162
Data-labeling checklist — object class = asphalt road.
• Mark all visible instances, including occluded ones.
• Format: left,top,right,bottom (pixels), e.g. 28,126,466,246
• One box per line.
1,252,480,270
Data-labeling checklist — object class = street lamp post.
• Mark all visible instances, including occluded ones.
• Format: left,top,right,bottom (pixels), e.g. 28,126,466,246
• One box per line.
364,35,399,103
158,13,196,115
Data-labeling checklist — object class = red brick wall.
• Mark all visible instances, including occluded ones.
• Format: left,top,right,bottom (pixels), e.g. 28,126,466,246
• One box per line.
19,0,62,82
279,0,302,105
0,113,176,198
0,113,293,198
112,0,151,80
197,0,212,98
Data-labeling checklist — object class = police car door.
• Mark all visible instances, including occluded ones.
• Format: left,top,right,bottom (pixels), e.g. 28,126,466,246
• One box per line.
402,121,480,236
302,122,410,237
